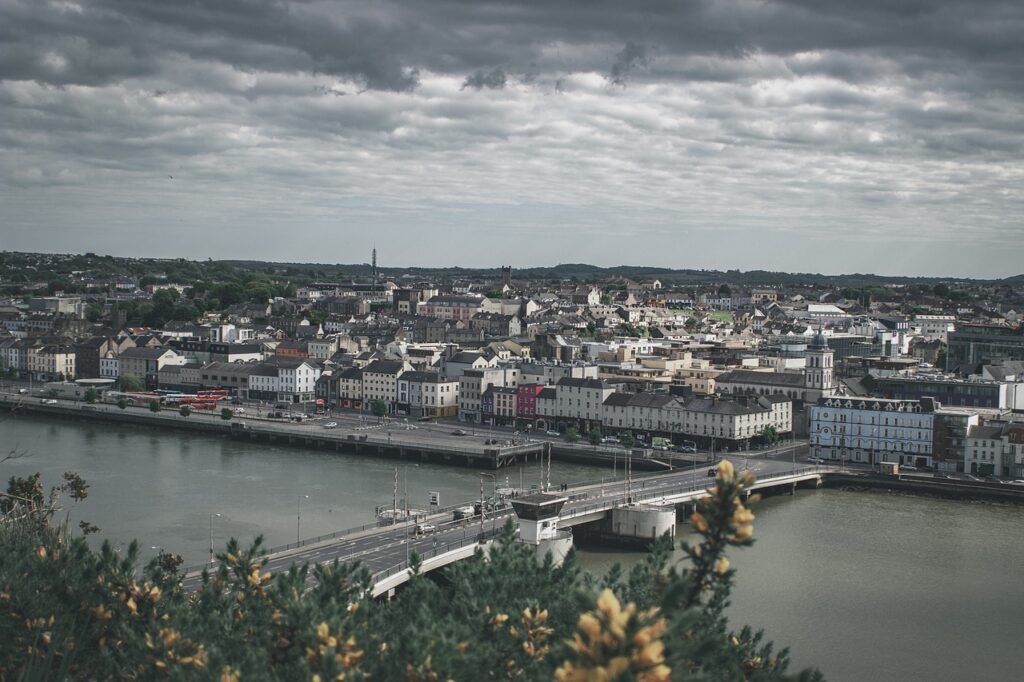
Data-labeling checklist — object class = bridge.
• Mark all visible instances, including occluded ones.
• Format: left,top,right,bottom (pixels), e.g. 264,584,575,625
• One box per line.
182,458,826,597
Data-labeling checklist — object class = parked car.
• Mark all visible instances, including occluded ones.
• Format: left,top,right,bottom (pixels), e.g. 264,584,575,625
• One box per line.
417,416,434,422
602,436,620,444
901,464,918,471
43,399,58,405
452,429,467,436
546,430,560,437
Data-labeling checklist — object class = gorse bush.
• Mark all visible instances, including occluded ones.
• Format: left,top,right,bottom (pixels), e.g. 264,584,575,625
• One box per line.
0,462,823,680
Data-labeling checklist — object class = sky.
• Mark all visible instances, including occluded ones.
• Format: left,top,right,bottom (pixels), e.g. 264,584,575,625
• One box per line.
1,0,1022,279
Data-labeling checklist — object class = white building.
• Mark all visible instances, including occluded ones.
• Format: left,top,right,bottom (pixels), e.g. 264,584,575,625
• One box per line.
810,397,936,467
398,371,459,418
248,358,321,404
913,315,956,343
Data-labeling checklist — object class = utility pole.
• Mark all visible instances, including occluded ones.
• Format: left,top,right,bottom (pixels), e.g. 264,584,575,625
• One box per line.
546,442,552,492
392,466,398,526
479,475,485,538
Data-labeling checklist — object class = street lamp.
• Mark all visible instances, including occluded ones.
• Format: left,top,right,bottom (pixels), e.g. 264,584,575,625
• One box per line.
209,513,221,562
297,494,309,543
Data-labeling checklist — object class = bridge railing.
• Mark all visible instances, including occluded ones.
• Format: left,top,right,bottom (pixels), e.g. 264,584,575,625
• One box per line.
562,466,822,519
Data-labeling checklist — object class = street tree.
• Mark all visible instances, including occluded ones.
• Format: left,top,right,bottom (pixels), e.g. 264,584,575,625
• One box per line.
564,426,580,444
370,399,388,419
588,426,602,446
119,374,144,392
220,407,233,420
148,401,161,413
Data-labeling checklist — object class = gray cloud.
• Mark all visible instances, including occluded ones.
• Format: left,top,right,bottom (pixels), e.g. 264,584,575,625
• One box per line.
0,0,1022,276
462,68,507,91
609,42,649,85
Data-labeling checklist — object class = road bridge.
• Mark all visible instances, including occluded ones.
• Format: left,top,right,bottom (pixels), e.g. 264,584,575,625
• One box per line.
182,458,826,596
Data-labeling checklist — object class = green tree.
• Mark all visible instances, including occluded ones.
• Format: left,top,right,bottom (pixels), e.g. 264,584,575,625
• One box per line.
620,432,635,449
933,283,950,298
369,399,388,419
564,426,580,444
119,374,144,392
117,398,128,410
179,405,191,417
220,407,234,420
84,388,98,404
761,425,778,446
717,283,732,296
148,400,161,413
85,303,104,323
0,463,820,681
46,388,59,399
588,426,602,446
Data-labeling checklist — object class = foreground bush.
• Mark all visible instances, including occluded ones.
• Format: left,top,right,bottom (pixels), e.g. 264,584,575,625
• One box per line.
0,462,823,680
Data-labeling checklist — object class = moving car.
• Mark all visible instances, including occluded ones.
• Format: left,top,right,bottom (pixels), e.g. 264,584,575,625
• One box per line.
451,429,467,436
546,430,560,437
414,524,436,535
322,421,338,429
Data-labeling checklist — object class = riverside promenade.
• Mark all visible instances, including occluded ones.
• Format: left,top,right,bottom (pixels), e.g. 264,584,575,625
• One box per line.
0,391,544,469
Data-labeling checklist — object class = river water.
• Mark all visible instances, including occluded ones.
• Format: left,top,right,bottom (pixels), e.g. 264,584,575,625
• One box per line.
3,414,1022,680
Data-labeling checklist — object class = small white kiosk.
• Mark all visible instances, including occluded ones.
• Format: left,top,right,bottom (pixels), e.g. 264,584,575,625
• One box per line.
510,493,574,566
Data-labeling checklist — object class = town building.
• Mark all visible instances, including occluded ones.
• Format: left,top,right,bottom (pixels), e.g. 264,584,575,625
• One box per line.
809,397,936,467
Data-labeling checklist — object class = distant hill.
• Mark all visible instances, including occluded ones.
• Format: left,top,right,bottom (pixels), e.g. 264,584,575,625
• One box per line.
2,251,1017,289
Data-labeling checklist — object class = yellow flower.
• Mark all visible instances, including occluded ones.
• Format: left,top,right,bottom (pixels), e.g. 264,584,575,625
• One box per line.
717,459,734,479
578,613,601,643
732,507,755,526
735,525,753,541
715,557,730,575
35,546,47,560
317,622,330,641
689,512,708,533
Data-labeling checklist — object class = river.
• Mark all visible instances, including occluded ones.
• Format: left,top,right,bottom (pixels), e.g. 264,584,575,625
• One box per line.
3,413,1021,680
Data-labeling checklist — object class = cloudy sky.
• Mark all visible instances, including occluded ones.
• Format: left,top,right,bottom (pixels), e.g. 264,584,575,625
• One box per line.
2,0,1022,278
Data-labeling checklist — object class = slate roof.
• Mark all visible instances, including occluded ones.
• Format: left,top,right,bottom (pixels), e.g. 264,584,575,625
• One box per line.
714,369,805,387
